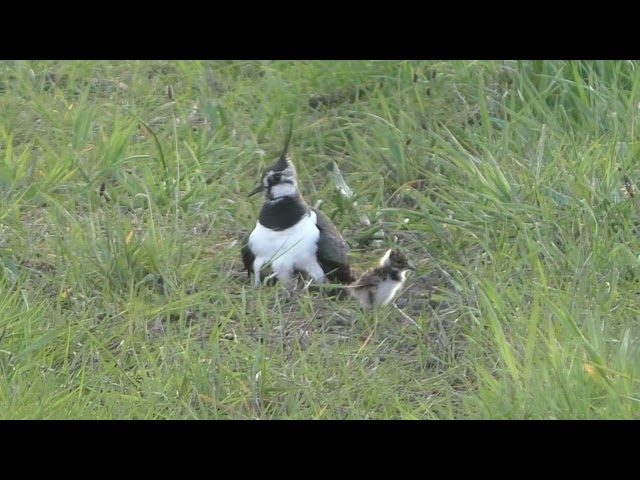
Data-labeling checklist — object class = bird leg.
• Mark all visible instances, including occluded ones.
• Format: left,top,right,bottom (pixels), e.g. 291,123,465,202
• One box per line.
253,261,265,288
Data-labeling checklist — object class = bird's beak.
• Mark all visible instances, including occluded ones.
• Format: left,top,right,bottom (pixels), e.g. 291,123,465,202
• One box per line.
248,184,265,197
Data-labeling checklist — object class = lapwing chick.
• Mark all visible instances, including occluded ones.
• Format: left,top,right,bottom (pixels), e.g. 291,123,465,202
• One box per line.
240,127,355,289
351,249,415,309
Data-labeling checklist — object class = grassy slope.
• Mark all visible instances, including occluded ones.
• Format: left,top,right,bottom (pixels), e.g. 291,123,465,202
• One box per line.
1,60,640,419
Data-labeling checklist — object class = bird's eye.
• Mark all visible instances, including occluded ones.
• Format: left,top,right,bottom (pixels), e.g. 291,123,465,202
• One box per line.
269,173,282,185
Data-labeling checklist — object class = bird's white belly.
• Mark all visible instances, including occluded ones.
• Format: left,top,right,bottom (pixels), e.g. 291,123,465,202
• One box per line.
376,279,403,306
248,211,324,284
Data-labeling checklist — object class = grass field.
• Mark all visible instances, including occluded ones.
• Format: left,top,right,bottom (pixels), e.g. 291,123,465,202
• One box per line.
1,60,640,419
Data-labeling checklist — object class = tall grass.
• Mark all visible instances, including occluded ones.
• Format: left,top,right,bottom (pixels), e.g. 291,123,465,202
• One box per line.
1,60,640,418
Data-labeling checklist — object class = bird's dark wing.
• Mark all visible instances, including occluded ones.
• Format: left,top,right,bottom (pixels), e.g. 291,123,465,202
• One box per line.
240,234,255,278
312,207,355,284
353,269,382,289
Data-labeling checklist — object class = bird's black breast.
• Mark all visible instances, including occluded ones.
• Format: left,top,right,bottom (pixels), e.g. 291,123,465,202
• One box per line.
258,196,309,231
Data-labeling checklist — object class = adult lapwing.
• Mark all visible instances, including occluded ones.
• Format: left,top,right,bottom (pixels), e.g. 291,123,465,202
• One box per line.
240,129,355,290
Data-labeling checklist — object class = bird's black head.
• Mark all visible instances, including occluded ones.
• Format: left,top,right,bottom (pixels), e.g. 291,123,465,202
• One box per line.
248,124,299,201
379,249,416,272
